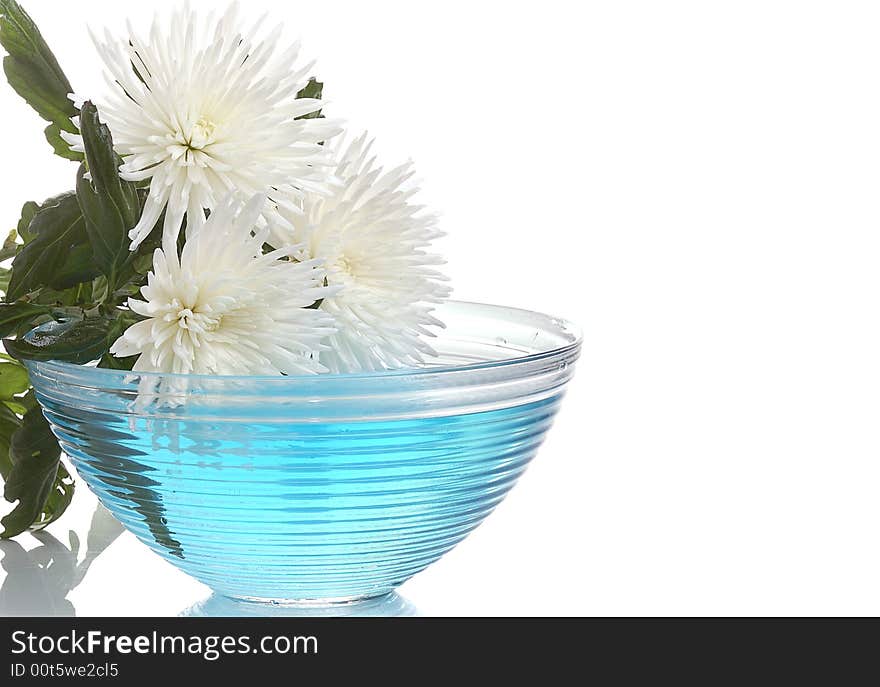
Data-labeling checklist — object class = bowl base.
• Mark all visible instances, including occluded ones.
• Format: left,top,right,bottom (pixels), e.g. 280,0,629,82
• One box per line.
181,591,418,617
226,591,392,608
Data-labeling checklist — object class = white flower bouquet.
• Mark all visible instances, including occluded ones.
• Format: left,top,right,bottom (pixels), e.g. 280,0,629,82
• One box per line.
0,1,449,536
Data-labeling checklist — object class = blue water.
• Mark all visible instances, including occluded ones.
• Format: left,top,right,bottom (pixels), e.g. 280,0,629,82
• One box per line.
39,396,563,601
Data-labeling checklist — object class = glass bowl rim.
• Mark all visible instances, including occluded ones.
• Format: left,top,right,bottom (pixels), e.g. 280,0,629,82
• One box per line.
25,300,582,383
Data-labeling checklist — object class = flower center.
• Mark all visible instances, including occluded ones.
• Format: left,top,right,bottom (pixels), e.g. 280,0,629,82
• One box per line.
170,300,221,334
188,115,218,150
331,254,359,283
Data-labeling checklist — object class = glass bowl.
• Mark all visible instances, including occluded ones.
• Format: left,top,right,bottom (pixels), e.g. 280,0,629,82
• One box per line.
26,301,581,604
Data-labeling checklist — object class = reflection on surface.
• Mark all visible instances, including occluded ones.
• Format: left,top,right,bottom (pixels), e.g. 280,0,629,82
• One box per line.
0,505,124,616
182,592,419,617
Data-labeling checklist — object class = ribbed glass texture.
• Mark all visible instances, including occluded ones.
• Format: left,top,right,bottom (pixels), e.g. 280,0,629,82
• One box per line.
27,302,581,603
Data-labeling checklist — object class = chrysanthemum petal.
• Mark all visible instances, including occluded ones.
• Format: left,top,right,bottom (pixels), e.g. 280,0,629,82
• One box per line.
112,194,335,375
80,2,339,250
275,133,450,373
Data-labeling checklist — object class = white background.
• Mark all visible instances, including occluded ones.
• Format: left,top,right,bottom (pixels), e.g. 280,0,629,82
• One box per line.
1,0,879,616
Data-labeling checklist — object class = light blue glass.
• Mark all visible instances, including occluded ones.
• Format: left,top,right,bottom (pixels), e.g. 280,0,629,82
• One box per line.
181,592,419,617
26,302,581,604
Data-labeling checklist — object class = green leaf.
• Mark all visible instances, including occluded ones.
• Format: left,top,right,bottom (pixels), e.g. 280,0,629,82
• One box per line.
0,229,17,261
15,386,37,412
77,102,139,282
3,316,114,364
1,379,33,416
98,351,137,371
2,399,27,415
79,102,138,226
0,360,29,398
6,193,89,300
15,200,38,243
0,0,82,161
36,458,74,530
45,121,82,162
0,301,50,337
110,191,167,293
0,401,20,479
0,405,63,537
50,242,101,291
295,78,324,119
75,165,125,282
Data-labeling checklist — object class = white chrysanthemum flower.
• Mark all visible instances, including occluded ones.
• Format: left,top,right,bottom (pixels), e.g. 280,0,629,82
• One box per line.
110,194,335,375
275,134,450,373
64,1,340,250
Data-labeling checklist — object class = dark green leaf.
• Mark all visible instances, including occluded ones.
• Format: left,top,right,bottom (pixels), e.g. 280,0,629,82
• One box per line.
36,458,74,530
15,386,37,412
6,193,88,300
77,102,139,282
79,102,138,227
0,301,50,337
0,404,19,480
4,316,114,364
112,190,167,290
295,78,324,119
0,406,62,537
44,121,82,162
75,165,125,281
50,243,101,290
15,200,38,243
0,0,82,160
29,287,79,308
97,351,137,371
